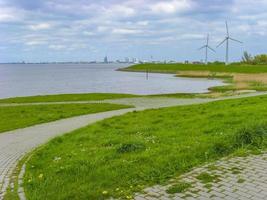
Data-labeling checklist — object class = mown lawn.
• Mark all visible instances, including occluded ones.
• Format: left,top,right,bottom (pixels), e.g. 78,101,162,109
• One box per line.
0,93,137,103
23,95,267,199
0,103,131,133
122,63,267,74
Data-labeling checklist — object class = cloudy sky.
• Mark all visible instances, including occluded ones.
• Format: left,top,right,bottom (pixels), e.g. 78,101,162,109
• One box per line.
0,0,267,62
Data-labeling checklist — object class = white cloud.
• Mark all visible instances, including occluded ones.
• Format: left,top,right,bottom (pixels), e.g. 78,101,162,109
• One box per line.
112,28,142,35
136,21,149,26
29,23,52,31
25,40,46,46
0,6,22,22
107,5,136,17
97,26,109,32
48,44,65,50
83,31,96,36
150,0,193,14
180,33,204,40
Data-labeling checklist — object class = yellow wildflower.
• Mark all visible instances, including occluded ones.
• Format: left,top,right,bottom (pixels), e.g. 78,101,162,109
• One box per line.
38,174,43,179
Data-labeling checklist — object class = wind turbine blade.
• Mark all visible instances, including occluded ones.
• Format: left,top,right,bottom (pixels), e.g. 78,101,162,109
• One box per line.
207,34,209,46
217,38,227,48
229,37,243,44
226,21,229,37
208,46,216,53
198,45,206,50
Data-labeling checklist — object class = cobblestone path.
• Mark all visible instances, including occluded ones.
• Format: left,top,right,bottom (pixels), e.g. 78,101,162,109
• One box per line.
134,153,267,200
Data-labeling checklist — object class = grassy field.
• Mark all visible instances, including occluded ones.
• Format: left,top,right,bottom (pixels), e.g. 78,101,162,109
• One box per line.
122,63,267,96
0,93,137,103
23,95,267,199
0,103,131,133
122,63,267,74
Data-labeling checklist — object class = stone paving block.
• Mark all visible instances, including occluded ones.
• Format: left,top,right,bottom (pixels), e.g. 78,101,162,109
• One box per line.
132,152,267,200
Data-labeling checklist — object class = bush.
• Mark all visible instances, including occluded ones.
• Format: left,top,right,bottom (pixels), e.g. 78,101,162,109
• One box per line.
254,54,267,64
241,52,267,65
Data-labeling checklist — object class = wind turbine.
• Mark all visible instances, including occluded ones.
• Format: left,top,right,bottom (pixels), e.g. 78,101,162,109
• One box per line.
217,21,242,65
198,34,215,65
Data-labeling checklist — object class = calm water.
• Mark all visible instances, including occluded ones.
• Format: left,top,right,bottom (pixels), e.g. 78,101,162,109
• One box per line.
0,63,225,98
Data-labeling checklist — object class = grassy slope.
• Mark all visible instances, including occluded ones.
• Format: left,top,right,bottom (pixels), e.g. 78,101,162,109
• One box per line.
0,93,137,103
0,103,131,133
24,95,267,200
123,63,267,74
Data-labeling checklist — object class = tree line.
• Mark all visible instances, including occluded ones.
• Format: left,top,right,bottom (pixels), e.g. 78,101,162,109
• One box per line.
242,51,267,64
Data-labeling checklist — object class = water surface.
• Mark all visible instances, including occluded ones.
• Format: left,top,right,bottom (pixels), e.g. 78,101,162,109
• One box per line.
0,63,225,98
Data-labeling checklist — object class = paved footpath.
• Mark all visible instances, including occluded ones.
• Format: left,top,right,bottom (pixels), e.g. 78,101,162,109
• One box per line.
0,97,213,199
0,92,266,199
134,153,267,200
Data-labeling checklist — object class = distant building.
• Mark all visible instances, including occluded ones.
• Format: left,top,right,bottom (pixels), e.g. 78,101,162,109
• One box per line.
125,57,130,63
132,58,136,63
192,61,202,64
104,56,108,63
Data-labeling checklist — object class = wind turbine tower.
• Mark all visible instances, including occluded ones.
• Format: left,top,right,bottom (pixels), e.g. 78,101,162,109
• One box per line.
198,34,215,65
217,21,243,65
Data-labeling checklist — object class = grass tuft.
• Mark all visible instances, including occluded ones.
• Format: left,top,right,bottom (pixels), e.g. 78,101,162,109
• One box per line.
234,124,267,148
196,173,219,184
166,182,191,194
117,143,146,153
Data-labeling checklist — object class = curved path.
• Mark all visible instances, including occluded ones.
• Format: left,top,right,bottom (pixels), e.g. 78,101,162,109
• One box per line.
0,92,266,199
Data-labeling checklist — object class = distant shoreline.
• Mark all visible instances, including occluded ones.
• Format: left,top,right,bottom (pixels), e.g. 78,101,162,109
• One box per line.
0,62,134,65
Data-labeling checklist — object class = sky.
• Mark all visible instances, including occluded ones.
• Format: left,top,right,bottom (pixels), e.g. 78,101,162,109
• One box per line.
0,0,267,63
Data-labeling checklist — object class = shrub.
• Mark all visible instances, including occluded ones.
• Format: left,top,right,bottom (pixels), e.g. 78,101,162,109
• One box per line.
254,54,267,64
241,52,267,65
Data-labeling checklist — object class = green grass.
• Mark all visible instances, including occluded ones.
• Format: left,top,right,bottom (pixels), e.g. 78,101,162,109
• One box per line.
23,95,267,199
122,63,267,74
196,173,219,184
148,93,199,99
0,93,137,103
230,167,242,174
0,103,131,133
166,182,191,194
237,178,245,183
249,81,267,91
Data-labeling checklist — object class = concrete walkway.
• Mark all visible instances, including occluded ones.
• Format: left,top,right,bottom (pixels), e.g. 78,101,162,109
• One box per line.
134,153,267,200
0,92,266,199
1,91,266,108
